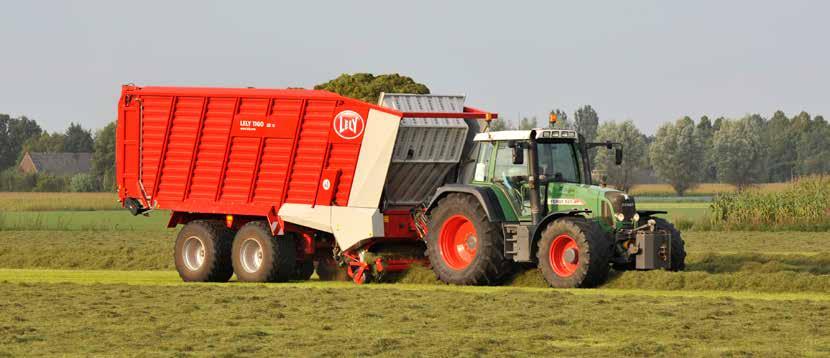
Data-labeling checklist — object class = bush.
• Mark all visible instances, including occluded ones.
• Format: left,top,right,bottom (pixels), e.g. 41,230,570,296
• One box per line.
70,173,99,192
33,175,69,192
0,169,37,191
710,175,830,231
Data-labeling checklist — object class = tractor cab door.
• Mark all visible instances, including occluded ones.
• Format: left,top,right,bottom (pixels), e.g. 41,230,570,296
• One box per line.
472,141,533,220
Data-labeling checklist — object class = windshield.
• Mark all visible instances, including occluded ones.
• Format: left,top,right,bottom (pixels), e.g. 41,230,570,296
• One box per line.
537,141,581,183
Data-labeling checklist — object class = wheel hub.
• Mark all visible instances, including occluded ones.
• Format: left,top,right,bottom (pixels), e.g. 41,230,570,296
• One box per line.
438,214,479,270
183,236,206,271
240,238,264,273
549,234,580,277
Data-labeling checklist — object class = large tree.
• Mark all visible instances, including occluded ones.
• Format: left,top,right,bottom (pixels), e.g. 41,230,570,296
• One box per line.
573,105,599,143
712,116,765,189
63,123,94,153
649,116,704,196
23,132,66,153
0,114,42,170
594,120,648,192
92,122,117,191
763,110,795,181
696,115,717,182
314,73,429,103
795,114,830,176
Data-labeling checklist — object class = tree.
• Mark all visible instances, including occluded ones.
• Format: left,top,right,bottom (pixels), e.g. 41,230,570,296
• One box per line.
763,110,795,182
549,109,572,129
696,116,717,182
93,122,117,191
594,120,648,192
712,116,765,189
649,116,704,196
518,117,537,130
0,114,42,170
573,105,599,143
314,73,429,103
795,114,830,176
488,119,510,131
23,132,66,153
63,123,94,153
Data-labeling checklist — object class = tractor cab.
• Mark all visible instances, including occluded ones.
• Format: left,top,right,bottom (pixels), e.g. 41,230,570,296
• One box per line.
470,128,622,225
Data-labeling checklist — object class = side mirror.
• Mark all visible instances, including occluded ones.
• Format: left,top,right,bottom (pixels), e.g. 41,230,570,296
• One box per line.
615,148,623,165
512,145,524,165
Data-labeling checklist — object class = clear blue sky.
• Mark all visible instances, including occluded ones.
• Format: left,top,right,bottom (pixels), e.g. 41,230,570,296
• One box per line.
1,1,827,134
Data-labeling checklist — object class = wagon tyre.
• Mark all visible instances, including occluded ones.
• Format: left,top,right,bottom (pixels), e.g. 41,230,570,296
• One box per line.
292,260,315,281
174,220,234,282
426,194,511,285
537,217,611,288
232,221,297,282
315,255,348,281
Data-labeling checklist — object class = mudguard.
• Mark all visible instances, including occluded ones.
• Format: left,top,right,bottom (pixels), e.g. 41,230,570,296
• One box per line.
426,184,505,222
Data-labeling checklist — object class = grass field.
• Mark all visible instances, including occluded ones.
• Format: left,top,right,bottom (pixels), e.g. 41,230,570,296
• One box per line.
1,193,828,356
0,192,120,211
1,277,829,357
629,182,790,196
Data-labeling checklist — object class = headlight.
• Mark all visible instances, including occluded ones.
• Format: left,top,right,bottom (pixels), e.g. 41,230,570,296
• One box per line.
633,213,640,223
615,213,625,222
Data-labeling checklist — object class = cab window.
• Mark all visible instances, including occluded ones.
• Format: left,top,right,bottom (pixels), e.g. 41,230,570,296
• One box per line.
538,142,581,183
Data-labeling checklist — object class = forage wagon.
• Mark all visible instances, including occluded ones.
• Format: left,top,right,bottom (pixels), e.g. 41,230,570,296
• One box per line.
116,85,685,287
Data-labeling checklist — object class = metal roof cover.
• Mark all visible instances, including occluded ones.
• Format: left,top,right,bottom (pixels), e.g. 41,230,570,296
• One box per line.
379,93,470,205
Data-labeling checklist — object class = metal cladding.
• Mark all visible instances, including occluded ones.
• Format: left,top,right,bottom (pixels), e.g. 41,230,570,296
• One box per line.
379,93,470,206
116,85,400,220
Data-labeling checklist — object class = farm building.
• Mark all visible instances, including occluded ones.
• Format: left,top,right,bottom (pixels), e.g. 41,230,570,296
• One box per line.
18,152,93,176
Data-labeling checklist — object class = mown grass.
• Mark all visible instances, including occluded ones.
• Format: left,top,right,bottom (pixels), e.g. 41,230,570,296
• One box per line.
3,230,830,293
0,281,828,357
629,182,790,197
0,192,119,211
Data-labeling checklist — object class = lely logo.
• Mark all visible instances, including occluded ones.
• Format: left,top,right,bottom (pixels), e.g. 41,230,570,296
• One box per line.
333,110,365,140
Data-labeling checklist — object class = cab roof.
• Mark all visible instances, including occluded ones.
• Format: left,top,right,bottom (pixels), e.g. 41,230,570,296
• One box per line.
474,128,578,141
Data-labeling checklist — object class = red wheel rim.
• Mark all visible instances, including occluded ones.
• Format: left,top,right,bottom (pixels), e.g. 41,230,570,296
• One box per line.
549,234,579,277
439,215,478,270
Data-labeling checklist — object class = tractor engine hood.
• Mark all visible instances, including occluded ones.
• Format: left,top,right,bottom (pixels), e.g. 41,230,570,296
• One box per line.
604,191,637,221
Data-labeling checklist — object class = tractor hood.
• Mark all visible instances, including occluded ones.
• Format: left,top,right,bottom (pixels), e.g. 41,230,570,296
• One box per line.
546,183,636,224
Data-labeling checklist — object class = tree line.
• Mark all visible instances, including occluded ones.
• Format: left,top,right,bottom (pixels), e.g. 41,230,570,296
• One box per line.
503,109,829,195
2,73,827,195
0,114,115,192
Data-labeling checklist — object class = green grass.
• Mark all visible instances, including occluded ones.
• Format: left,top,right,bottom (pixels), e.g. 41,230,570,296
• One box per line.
0,279,828,357
0,192,119,211
3,230,830,293
0,210,172,231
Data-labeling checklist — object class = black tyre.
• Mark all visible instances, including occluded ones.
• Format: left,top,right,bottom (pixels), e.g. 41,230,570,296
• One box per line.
315,255,348,281
651,218,686,271
232,221,297,282
293,260,315,281
425,194,511,285
537,217,611,288
174,220,234,282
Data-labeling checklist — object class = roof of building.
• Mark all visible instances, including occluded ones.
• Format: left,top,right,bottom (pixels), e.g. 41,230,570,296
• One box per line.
24,152,93,176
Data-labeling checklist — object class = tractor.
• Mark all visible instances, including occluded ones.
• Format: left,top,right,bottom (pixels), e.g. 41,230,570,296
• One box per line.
421,118,686,288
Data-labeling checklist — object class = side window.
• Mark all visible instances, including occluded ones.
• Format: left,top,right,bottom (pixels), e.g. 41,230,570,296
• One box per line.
473,142,494,182
494,143,528,180
551,143,580,183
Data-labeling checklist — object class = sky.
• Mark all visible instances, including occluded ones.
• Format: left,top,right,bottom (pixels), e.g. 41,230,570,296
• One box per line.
1,1,828,134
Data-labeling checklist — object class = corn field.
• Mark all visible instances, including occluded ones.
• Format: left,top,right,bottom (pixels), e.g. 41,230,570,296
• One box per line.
711,176,830,230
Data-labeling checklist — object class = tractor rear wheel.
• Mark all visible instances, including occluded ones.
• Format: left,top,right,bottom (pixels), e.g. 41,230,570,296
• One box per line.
426,194,510,285
174,220,234,282
232,221,297,282
537,217,611,288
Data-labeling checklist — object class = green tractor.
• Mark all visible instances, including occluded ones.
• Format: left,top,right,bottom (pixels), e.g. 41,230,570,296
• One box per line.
423,127,686,288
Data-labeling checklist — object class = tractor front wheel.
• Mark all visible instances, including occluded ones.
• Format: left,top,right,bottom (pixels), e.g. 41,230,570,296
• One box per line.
537,217,611,288
426,194,510,285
